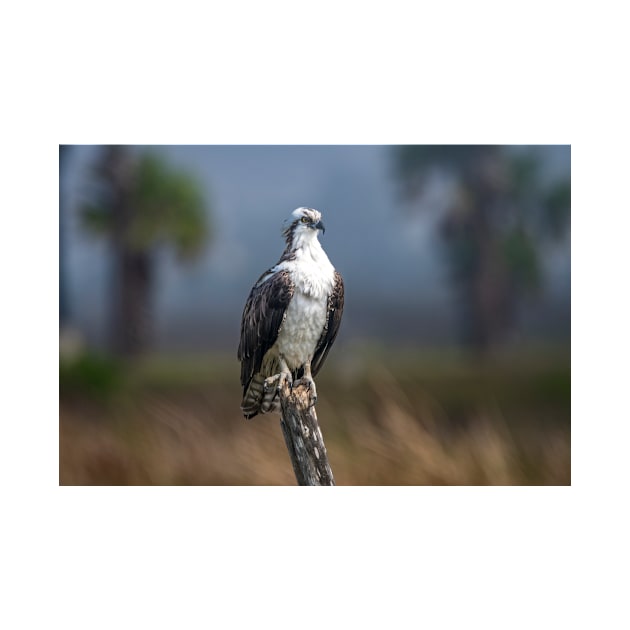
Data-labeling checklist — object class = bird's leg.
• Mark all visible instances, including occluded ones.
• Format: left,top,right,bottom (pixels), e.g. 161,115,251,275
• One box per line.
264,356,293,394
294,361,317,407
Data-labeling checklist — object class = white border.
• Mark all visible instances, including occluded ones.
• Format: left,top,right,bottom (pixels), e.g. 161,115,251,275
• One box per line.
4,1,629,628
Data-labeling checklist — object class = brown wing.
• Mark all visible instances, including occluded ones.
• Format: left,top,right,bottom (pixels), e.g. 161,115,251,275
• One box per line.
237,269,294,395
311,270,344,377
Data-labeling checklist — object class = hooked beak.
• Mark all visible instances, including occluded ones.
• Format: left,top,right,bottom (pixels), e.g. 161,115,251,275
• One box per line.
313,220,325,234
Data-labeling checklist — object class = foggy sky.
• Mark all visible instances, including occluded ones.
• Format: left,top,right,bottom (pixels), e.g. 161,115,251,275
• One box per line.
60,145,570,351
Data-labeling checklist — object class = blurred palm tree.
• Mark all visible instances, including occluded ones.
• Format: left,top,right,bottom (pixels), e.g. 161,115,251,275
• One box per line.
394,145,570,351
82,146,211,356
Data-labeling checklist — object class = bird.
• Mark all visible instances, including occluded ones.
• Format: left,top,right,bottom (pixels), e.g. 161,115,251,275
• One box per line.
238,207,344,419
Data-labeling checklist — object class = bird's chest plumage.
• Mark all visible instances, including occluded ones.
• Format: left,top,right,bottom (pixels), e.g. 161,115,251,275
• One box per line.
275,257,334,370
277,291,328,369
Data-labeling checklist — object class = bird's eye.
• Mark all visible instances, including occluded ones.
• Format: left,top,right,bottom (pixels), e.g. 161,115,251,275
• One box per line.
301,217,309,223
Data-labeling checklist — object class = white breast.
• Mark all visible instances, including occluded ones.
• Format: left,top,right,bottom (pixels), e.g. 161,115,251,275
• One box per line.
277,292,328,370
273,236,335,370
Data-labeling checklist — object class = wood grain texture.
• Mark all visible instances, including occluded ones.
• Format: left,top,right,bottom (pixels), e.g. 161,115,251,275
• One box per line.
278,381,335,486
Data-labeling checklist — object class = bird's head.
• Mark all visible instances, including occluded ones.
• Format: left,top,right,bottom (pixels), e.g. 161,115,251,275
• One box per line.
282,207,326,247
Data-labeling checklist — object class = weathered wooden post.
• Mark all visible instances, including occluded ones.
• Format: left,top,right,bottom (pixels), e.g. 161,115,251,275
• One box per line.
278,381,335,486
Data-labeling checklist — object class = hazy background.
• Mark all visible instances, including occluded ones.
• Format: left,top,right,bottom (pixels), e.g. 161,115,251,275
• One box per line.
60,145,569,350
59,145,570,485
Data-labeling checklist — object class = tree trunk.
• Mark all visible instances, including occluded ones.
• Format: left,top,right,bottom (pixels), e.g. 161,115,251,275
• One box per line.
101,146,154,357
278,381,335,486
114,248,153,356
444,161,514,353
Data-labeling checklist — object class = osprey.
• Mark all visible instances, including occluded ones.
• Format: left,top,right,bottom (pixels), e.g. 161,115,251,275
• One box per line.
238,207,344,419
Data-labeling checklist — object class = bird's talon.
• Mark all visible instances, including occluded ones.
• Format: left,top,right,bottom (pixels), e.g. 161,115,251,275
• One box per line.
275,371,292,393
294,375,317,406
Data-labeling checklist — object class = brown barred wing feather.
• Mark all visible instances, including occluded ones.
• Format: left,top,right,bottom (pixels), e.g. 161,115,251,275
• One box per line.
311,270,344,377
237,270,294,394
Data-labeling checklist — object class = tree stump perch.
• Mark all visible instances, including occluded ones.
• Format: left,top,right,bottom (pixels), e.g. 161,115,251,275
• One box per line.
278,381,335,486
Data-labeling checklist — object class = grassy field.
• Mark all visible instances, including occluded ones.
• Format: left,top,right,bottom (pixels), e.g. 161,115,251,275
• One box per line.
59,347,570,485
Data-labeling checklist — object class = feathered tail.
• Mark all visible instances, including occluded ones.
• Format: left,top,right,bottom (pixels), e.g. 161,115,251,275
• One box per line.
241,373,281,419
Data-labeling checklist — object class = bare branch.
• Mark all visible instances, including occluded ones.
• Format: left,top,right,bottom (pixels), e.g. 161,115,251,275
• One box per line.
278,382,335,486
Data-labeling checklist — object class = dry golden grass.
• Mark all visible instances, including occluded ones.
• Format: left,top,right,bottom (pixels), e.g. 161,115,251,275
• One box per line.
59,356,570,485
